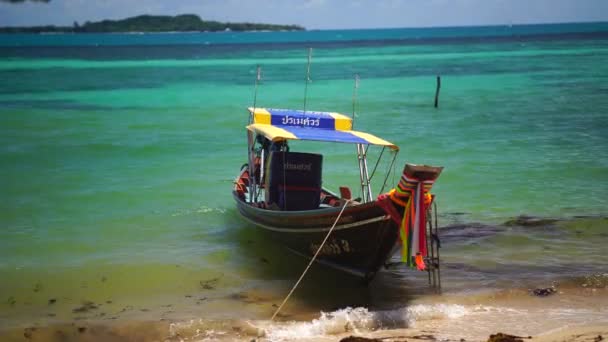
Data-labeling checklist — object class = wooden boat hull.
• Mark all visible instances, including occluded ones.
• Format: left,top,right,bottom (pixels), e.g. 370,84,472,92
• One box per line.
232,189,400,280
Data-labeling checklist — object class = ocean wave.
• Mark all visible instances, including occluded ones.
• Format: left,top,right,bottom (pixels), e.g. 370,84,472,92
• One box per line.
165,304,471,341
262,304,469,341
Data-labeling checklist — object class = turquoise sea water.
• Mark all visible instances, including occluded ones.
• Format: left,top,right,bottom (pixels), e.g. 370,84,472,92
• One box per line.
1,23,607,340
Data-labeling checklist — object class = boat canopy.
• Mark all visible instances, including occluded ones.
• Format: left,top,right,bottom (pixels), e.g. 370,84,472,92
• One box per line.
247,108,399,151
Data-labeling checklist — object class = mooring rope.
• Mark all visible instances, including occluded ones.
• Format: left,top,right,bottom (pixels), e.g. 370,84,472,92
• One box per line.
270,199,351,321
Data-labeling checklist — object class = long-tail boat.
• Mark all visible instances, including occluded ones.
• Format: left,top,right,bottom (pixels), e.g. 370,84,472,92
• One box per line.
233,106,444,283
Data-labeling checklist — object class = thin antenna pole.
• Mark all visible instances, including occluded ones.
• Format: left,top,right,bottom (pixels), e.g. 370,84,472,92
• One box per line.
248,65,262,202
251,65,262,124
351,74,359,128
303,48,312,113
352,74,368,201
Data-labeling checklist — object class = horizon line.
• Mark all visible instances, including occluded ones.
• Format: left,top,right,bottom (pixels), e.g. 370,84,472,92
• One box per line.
0,14,607,32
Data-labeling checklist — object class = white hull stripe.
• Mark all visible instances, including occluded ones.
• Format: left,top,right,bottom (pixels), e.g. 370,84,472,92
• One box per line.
238,213,390,233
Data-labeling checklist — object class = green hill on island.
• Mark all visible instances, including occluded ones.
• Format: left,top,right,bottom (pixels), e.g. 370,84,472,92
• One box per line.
0,14,305,33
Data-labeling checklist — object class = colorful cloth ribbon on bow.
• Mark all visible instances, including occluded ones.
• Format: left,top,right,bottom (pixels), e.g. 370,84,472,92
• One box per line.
378,174,435,270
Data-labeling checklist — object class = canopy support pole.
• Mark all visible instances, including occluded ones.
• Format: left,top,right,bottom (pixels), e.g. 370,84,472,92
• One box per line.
356,144,373,203
247,131,256,203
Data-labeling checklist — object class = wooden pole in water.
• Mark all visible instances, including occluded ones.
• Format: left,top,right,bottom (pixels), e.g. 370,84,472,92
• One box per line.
434,75,441,108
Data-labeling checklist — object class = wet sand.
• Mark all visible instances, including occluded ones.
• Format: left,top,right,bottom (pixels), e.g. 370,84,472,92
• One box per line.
337,324,607,342
1,320,606,341
1,283,607,341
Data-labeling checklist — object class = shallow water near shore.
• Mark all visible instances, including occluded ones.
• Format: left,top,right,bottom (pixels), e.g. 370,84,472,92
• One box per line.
2,215,608,341
1,24,608,341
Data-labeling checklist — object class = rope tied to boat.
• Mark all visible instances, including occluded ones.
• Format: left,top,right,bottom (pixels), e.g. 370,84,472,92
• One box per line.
270,199,351,321
378,173,435,271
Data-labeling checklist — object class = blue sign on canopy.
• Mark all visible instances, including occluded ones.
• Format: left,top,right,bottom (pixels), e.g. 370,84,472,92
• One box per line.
247,108,398,150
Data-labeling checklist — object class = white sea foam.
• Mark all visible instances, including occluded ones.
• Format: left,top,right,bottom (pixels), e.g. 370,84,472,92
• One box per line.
262,304,470,341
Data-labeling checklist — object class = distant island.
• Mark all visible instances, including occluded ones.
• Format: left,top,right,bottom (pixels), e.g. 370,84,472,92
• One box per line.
0,14,306,33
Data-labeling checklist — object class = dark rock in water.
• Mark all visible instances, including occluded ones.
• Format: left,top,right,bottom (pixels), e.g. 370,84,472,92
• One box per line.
54,330,68,340
447,212,469,216
48,298,57,305
33,282,43,293
119,305,133,313
440,223,503,241
340,336,381,342
532,287,556,297
274,312,290,319
487,333,531,342
7,296,16,307
72,301,98,313
504,215,558,227
23,327,36,339
77,326,87,333
200,277,220,290
230,292,247,301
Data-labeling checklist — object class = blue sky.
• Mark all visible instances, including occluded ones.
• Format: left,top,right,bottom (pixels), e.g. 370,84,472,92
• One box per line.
1,0,607,29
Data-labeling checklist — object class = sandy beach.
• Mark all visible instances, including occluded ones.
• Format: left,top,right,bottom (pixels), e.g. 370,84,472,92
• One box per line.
337,324,608,342
1,320,605,341
2,280,607,342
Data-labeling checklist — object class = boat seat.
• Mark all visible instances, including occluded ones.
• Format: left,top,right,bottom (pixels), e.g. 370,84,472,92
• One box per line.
339,186,352,200
237,180,247,193
241,173,250,186
265,151,323,211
